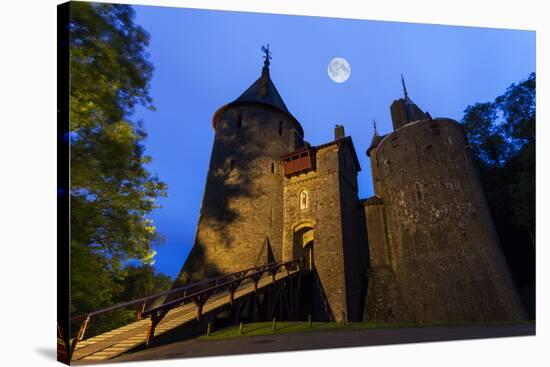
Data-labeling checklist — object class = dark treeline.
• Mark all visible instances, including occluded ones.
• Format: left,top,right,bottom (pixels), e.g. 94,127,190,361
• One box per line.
461,73,535,318
69,2,171,336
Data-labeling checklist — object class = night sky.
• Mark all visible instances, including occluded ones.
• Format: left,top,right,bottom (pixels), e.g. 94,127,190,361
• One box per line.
131,5,535,278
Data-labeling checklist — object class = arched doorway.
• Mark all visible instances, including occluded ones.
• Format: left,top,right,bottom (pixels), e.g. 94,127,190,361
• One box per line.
293,223,314,270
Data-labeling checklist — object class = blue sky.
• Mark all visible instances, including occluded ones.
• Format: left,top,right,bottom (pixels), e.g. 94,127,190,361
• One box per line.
132,5,535,278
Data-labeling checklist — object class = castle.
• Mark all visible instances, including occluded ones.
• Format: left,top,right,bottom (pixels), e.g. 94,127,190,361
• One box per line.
175,49,525,323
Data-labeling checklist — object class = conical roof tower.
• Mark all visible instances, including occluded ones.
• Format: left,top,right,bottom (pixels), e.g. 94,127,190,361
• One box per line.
212,44,303,136
176,45,305,286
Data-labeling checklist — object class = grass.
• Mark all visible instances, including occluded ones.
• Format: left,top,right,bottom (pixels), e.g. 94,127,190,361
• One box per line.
199,319,534,341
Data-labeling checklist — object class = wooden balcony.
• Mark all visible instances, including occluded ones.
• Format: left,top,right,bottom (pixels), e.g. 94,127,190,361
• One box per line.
282,147,316,177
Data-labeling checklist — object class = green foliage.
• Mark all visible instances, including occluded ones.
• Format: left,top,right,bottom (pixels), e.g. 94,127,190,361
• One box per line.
506,143,535,239
70,2,166,264
496,73,536,143
462,102,508,169
70,243,117,315
115,264,173,303
68,2,171,333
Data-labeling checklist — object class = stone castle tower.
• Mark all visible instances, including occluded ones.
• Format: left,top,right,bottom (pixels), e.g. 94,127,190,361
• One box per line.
363,76,525,322
175,49,304,284
176,51,525,323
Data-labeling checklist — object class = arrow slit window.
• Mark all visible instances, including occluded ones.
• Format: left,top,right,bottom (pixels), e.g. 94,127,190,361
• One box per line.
300,190,309,210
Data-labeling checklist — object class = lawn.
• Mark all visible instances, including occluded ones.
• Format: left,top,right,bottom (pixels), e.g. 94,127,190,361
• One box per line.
200,320,534,341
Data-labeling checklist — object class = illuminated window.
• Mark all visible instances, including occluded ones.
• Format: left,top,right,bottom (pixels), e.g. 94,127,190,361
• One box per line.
300,190,309,210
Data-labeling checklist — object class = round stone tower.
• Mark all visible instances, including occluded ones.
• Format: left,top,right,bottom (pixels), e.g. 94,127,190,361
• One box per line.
175,49,304,285
365,80,525,322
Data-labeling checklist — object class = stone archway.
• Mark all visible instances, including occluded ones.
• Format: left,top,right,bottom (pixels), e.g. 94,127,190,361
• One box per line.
293,222,314,270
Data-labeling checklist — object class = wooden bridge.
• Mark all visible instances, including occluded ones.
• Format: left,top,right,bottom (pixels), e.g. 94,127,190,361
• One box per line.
58,258,306,364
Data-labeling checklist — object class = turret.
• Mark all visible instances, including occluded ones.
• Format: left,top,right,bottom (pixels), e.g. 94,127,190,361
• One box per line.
175,46,304,285
363,77,525,323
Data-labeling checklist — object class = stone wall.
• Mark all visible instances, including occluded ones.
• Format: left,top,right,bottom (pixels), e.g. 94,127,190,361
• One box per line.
282,139,367,321
362,200,410,323
338,142,368,321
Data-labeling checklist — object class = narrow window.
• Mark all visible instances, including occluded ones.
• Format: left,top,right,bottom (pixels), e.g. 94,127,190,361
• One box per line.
229,159,235,170
299,190,309,210
278,121,283,136
236,114,242,129
290,130,300,148
271,162,275,173
415,183,423,200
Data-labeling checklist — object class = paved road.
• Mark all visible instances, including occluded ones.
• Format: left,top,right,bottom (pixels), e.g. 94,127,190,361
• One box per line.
113,323,535,363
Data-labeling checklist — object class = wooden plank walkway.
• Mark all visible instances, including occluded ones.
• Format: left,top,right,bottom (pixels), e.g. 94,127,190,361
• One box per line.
72,270,297,363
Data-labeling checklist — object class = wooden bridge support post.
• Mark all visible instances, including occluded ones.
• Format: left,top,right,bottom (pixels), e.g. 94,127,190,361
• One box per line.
284,263,291,277
192,292,213,322
251,268,268,294
65,315,90,360
58,322,73,363
136,300,147,321
283,281,291,319
269,282,282,321
146,312,161,347
232,299,245,324
248,294,256,321
293,273,302,320
77,315,91,342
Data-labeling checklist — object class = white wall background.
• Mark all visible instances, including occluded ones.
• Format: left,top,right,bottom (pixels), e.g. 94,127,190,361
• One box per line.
0,0,546,366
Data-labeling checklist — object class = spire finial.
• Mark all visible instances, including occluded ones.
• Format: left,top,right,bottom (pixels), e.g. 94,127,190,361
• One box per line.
401,73,408,99
373,118,379,136
261,44,272,68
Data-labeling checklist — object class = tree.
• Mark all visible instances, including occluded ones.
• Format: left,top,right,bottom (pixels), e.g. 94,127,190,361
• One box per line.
115,264,173,303
69,2,168,322
461,73,536,318
496,73,536,144
462,102,508,170
495,73,536,242
461,73,535,240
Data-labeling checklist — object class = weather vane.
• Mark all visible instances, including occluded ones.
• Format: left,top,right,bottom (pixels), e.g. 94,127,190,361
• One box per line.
373,119,378,134
261,44,272,67
401,73,408,99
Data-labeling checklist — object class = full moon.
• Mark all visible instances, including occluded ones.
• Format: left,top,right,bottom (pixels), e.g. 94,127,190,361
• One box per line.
328,57,351,83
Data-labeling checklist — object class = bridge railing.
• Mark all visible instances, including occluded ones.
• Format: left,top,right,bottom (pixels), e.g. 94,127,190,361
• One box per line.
141,257,305,345
58,258,305,360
